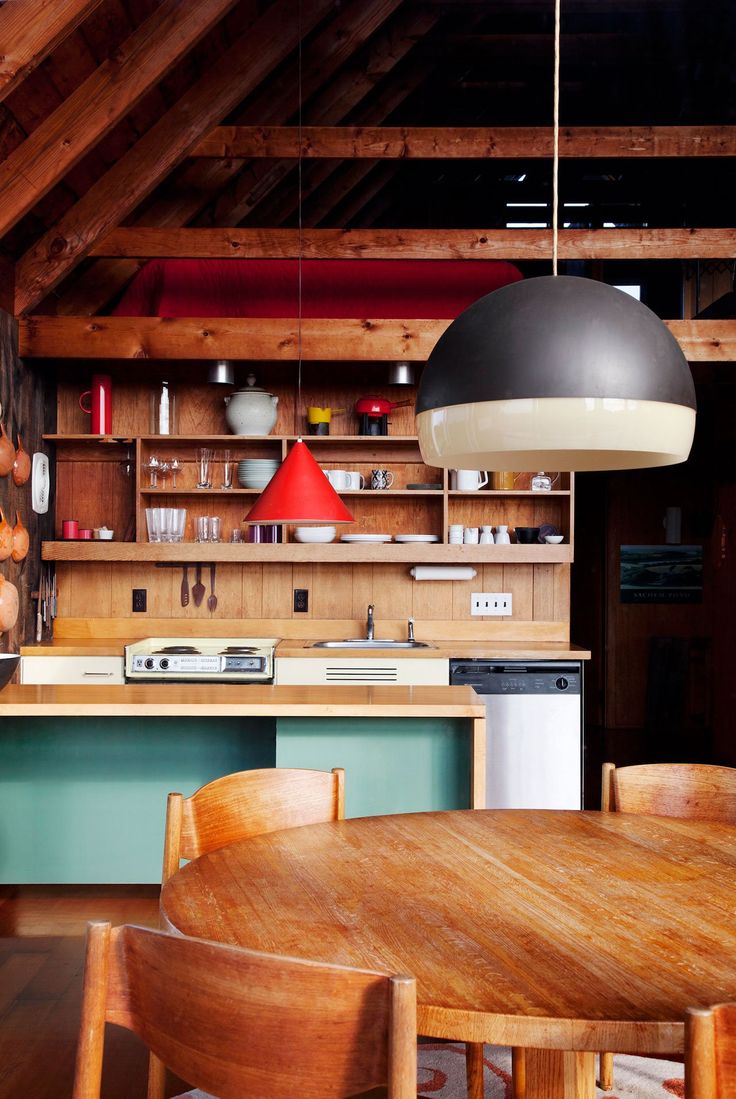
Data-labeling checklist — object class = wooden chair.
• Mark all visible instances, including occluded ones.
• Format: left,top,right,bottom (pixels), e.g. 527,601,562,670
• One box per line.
161,765,345,883
599,762,736,1091
73,921,419,1099
686,1002,736,1099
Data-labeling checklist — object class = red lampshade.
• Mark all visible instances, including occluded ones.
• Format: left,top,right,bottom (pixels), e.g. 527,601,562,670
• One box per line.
244,439,354,525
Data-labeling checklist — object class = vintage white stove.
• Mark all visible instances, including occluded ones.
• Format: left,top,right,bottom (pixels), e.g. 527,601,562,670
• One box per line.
124,637,278,682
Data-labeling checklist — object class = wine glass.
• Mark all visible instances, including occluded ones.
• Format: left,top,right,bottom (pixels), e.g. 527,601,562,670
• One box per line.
144,455,160,488
169,457,181,488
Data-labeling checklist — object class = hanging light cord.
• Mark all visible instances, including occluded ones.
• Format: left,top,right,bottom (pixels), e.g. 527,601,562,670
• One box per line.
296,0,304,432
552,0,560,276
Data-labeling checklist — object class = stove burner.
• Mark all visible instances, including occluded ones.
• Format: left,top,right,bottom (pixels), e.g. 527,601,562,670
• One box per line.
153,645,200,655
219,646,258,654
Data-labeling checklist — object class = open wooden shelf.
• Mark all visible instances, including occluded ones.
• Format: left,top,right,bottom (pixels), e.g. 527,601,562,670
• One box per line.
41,541,573,564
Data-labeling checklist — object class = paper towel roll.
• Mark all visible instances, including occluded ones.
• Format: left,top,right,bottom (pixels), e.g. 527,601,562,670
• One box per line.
409,566,477,581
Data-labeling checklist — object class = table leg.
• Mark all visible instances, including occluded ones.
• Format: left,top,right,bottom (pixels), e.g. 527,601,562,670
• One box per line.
524,1049,596,1098
470,716,486,808
465,1041,485,1099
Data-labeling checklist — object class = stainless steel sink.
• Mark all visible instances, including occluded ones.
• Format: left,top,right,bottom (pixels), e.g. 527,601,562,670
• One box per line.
310,639,433,649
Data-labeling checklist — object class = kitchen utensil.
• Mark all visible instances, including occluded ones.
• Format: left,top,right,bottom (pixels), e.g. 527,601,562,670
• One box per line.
355,396,413,416
455,469,489,491
0,508,13,560
31,453,50,513
180,566,190,607
224,374,279,435
322,469,351,490
11,435,31,486
192,565,205,607
345,472,364,489
0,423,14,475
545,534,564,543
463,526,480,544
293,525,336,543
79,374,112,434
93,526,114,540
0,575,19,632
207,565,218,611
11,512,28,562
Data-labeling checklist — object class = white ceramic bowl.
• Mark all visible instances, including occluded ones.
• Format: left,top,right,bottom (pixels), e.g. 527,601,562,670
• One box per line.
293,526,336,544
544,534,564,544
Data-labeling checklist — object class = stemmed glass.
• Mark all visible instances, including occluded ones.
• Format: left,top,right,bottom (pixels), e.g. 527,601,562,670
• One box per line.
169,458,181,488
144,455,160,488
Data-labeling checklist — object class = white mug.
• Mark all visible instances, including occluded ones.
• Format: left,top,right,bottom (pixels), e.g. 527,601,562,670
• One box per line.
323,469,350,490
463,526,479,544
345,471,365,490
448,523,464,544
455,469,489,492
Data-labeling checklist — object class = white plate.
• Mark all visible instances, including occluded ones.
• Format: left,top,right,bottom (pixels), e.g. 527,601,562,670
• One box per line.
394,534,440,542
340,534,393,543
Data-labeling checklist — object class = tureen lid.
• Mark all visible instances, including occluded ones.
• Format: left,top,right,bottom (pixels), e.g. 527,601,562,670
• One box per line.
233,373,273,397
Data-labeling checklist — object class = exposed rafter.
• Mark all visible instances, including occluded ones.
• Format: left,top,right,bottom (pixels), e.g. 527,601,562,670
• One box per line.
0,0,103,104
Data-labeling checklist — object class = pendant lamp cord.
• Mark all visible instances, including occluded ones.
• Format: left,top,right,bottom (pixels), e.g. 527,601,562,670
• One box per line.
297,0,303,430
552,0,560,276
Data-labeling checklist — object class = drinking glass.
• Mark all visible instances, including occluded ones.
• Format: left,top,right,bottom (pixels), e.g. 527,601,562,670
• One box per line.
157,508,173,543
171,509,187,543
196,516,210,543
209,515,221,543
145,508,161,543
197,448,213,489
144,455,160,488
221,450,233,489
169,458,181,488
230,528,243,543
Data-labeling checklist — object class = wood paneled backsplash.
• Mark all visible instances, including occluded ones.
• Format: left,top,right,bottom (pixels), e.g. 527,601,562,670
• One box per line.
54,560,570,636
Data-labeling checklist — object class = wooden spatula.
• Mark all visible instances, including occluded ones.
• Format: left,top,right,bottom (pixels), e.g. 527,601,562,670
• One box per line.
192,564,205,607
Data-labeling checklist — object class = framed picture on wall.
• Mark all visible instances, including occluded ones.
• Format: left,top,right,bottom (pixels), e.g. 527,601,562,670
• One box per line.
620,545,703,604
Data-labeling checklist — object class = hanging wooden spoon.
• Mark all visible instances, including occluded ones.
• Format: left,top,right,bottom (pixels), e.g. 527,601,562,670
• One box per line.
12,435,31,486
0,508,12,561
0,574,19,633
0,423,14,476
11,511,29,562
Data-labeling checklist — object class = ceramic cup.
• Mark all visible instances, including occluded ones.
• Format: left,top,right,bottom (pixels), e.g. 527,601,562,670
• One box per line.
345,471,365,490
448,524,464,544
463,526,480,544
371,469,394,490
322,469,351,490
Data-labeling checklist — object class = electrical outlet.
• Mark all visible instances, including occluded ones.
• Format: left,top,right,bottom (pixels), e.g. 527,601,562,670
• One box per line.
471,592,512,616
293,588,309,613
132,588,147,613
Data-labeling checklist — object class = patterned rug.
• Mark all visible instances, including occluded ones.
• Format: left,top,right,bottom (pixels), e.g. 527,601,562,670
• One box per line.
416,1044,685,1098
175,1044,685,1098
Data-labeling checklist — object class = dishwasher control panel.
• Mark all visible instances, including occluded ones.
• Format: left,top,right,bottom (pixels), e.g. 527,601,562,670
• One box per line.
449,661,581,695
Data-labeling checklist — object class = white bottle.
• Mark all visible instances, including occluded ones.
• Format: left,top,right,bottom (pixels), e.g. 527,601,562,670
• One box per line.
494,524,510,544
531,471,553,492
479,525,494,544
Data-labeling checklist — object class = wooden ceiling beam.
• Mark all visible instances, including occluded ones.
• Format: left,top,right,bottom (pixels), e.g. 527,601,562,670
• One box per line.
0,0,104,104
52,0,407,316
18,316,736,363
192,125,736,160
0,0,243,240
13,0,337,316
89,227,736,262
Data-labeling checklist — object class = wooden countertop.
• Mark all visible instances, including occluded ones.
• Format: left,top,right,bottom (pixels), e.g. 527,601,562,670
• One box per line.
20,638,591,660
0,683,485,717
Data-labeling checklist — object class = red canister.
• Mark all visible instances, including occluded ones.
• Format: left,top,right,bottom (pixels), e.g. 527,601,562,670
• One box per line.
62,519,79,539
79,374,113,435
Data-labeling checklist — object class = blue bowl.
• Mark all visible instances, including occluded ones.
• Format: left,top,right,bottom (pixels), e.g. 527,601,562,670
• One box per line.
0,654,20,690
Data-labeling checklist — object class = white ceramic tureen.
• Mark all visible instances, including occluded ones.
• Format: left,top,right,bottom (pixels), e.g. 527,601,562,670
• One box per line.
224,374,279,436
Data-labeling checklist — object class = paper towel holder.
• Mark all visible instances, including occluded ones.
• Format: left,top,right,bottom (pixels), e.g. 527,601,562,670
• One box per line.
410,566,478,581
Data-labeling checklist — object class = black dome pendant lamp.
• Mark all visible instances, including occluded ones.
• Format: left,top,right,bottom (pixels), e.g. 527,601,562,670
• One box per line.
415,3,696,473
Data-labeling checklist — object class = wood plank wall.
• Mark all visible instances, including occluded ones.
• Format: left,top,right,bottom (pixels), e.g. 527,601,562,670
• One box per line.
0,309,54,656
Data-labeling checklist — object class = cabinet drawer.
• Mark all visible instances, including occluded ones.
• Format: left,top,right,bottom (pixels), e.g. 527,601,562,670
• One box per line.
21,656,124,685
276,657,449,687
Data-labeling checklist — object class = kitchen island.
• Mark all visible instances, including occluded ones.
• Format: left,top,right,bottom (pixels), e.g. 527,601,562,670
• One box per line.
0,684,484,884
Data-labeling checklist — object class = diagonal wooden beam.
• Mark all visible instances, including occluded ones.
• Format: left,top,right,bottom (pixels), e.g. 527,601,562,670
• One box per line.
191,125,736,160
53,0,405,316
0,0,104,104
13,0,337,316
18,316,736,363
0,0,243,239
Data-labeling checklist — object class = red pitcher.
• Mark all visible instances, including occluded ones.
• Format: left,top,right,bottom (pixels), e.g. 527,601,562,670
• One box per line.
79,374,112,435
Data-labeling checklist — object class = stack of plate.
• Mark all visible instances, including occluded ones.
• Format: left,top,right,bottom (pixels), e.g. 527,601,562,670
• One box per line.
238,458,280,489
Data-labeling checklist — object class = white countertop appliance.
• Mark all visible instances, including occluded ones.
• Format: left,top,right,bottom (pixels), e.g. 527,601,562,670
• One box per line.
449,659,583,809
125,637,278,682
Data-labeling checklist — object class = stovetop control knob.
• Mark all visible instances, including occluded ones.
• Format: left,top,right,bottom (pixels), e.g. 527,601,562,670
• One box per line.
144,657,155,670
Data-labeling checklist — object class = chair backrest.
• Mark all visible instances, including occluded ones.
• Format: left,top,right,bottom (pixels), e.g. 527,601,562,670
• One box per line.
162,766,345,882
686,1003,736,1099
601,762,736,822
73,921,417,1099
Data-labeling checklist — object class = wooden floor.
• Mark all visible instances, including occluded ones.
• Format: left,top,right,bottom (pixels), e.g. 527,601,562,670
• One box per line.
0,886,189,1099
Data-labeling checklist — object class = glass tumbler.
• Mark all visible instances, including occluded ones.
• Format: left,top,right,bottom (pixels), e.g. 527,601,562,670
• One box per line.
196,516,210,543
197,448,213,489
145,508,161,543
171,509,187,543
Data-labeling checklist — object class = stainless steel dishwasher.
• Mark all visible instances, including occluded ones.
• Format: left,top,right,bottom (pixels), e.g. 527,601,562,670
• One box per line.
449,660,583,809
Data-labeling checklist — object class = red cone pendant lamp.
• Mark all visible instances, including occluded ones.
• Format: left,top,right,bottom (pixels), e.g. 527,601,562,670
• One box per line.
244,439,354,525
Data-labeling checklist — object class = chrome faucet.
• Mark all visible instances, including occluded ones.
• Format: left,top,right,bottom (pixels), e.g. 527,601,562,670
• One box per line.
366,603,375,641
407,617,415,643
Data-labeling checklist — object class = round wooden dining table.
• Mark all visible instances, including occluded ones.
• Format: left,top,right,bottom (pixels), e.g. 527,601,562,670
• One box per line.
161,809,736,1099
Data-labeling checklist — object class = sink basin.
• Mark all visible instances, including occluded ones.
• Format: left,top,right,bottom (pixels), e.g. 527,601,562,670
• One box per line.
311,639,433,649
